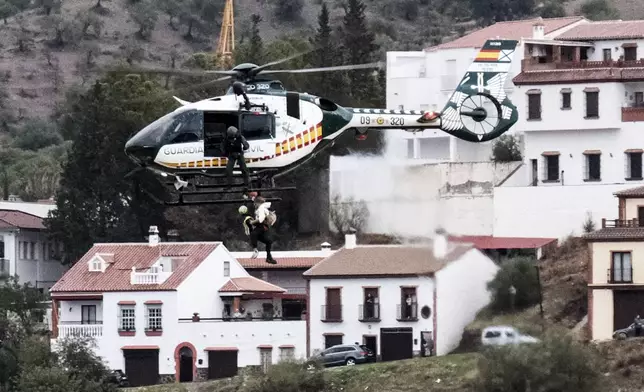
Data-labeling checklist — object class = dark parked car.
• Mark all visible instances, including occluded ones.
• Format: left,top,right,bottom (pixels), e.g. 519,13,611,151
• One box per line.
359,344,376,363
108,370,130,388
307,344,369,368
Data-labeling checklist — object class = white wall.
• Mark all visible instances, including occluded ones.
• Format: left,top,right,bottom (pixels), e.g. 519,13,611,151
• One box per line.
263,270,307,293
330,157,521,236
435,249,499,355
493,183,637,238
0,201,55,218
308,277,435,356
588,39,644,61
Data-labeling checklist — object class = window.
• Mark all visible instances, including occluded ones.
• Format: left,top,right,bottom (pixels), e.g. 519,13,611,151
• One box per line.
636,92,644,107
361,287,380,321
624,46,637,61
0,237,4,259
22,242,28,259
240,112,275,140
146,305,162,331
89,258,102,272
398,287,418,320
119,306,135,331
81,305,97,324
612,252,632,283
585,90,599,118
584,152,601,181
324,334,343,349
224,261,230,277
603,48,612,61
30,242,35,259
279,347,295,361
543,154,559,181
626,151,643,179
0,258,8,275
259,348,272,373
527,91,541,120
406,139,414,159
561,89,571,109
324,288,342,321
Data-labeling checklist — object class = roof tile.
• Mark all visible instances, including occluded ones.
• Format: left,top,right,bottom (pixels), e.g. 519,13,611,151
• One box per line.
50,242,220,293
513,68,644,84
218,277,286,293
583,228,644,241
237,257,324,269
303,244,473,278
614,185,644,197
426,17,585,51
0,210,45,230
448,235,557,249
556,20,644,41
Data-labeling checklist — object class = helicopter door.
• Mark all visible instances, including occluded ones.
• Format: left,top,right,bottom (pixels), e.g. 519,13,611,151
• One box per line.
239,112,276,159
203,112,239,158
286,92,300,119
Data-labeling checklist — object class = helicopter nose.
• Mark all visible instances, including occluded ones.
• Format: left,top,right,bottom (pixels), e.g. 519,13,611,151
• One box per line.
125,139,157,166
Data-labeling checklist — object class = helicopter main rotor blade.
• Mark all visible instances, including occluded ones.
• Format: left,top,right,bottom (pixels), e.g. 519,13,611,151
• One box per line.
102,65,240,78
259,62,385,75
250,47,319,76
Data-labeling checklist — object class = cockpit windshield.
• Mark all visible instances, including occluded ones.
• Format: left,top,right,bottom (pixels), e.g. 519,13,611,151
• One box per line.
127,108,203,147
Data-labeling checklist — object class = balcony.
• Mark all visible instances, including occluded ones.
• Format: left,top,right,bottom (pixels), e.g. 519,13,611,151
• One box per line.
521,58,644,72
602,219,642,228
608,268,633,284
358,304,380,322
397,303,418,321
284,287,306,295
622,106,644,122
130,267,171,285
58,322,103,338
321,305,342,322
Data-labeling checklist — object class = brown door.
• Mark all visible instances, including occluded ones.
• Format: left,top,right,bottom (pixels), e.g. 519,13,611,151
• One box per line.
208,350,238,380
123,349,159,387
326,288,341,320
638,207,644,226
613,290,644,331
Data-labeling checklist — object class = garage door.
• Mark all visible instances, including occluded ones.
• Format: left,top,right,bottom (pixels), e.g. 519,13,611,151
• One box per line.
123,349,159,387
208,350,238,380
613,290,644,331
380,327,413,362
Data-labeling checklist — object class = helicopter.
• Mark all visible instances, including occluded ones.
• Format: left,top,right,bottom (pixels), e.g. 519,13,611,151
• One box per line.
123,39,519,206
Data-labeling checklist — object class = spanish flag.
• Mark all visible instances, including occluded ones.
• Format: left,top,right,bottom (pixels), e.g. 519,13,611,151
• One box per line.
475,49,500,62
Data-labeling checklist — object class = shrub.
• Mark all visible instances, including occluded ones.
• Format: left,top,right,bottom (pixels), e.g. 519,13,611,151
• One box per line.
491,135,522,162
242,360,326,392
487,257,540,313
477,332,602,392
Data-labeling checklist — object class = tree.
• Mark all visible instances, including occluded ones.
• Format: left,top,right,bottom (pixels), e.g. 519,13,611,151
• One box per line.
308,2,346,102
470,0,536,26
235,14,264,65
77,9,104,37
41,14,79,47
0,0,18,24
35,0,61,15
538,0,566,18
274,0,304,22
45,74,175,265
487,257,540,312
491,135,521,162
11,119,63,151
159,0,181,30
329,194,369,235
130,0,158,40
579,0,620,20
55,336,116,392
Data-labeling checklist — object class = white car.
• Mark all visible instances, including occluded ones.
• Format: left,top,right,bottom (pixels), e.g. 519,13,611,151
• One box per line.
481,325,540,346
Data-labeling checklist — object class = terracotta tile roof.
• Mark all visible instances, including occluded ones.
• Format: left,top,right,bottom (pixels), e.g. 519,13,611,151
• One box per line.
448,235,557,249
513,67,644,85
556,20,644,41
583,228,644,241
232,250,331,269
50,242,220,293
614,186,644,197
218,277,286,293
426,17,585,51
0,209,45,230
303,244,473,278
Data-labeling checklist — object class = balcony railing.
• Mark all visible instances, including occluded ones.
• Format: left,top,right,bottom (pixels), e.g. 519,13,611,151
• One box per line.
130,267,171,285
321,305,342,322
284,287,306,295
608,268,633,283
522,58,644,72
397,303,418,321
0,259,9,275
358,303,380,322
602,219,642,228
622,107,644,122
58,321,103,338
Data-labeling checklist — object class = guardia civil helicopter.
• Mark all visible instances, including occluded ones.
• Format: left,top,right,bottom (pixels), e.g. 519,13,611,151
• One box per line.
123,39,519,206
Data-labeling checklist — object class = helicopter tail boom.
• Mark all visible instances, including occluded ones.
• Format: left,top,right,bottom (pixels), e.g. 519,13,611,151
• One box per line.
346,39,519,143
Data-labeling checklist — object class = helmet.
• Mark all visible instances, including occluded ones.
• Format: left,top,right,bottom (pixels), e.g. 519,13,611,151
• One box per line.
238,205,248,215
227,126,239,137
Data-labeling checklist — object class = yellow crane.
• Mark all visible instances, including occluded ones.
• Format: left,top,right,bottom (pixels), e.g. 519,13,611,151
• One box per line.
216,0,235,68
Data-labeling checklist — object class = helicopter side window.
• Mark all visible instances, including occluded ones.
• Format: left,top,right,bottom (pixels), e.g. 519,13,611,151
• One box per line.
163,110,204,144
240,112,275,141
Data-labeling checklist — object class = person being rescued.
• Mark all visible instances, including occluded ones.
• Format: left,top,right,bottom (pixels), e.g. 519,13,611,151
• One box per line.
239,195,277,264
222,126,250,189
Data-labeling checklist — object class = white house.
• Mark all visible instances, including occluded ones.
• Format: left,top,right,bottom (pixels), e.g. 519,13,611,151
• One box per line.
303,231,499,359
49,227,305,387
331,17,644,240
232,245,335,320
0,209,67,290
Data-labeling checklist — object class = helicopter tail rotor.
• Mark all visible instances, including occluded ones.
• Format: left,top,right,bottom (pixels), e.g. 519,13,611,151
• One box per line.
437,39,519,143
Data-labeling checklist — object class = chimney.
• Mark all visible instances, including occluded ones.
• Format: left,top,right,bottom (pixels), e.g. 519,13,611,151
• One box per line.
148,226,160,247
532,17,545,39
345,228,357,250
321,242,332,256
433,227,448,260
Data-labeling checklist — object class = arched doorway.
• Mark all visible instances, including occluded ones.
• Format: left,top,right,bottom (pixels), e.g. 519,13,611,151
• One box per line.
179,346,193,382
